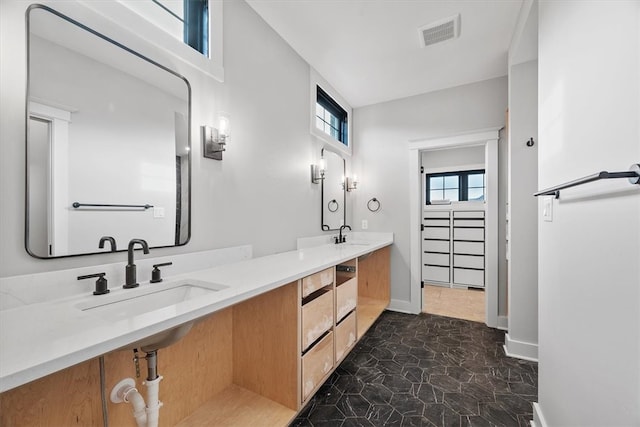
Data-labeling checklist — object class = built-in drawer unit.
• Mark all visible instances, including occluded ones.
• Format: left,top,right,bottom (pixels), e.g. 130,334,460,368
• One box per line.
423,252,450,266
424,226,450,240
336,277,357,323
422,265,450,283
301,289,334,351
423,239,450,253
453,211,485,219
302,332,334,401
453,254,484,270
453,268,484,286
453,227,484,241
454,241,484,255
422,210,452,284
335,311,357,362
301,267,334,298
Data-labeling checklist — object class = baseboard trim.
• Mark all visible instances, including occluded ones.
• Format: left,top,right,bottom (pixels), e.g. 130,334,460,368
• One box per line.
532,402,547,427
503,333,538,362
497,315,508,331
387,299,418,314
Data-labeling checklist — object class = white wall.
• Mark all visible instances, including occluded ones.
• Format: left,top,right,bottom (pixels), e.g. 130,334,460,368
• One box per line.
352,77,508,311
506,59,538,361
536,1,640,425
0,0,328,277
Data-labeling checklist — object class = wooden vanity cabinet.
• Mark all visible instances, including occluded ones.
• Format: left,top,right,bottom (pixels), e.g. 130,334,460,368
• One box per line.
0,247,391,427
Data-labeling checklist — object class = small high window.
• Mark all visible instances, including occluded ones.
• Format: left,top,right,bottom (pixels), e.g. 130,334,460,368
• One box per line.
151,0,209,56
316,86,348,146
426,170,485,204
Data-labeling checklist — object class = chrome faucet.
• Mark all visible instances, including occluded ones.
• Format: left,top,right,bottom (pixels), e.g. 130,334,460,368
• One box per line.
124,239,149,289
335,225,352,244
98,236,117,252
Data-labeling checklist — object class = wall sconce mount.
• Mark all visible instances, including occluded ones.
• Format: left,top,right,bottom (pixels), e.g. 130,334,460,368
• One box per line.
311,158,326,184
202,116,230,161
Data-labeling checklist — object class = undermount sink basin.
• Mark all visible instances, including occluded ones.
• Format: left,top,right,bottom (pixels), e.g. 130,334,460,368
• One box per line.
344,241,371,246
76,279,227,351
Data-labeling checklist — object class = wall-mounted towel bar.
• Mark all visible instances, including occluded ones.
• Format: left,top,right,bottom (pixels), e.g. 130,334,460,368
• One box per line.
534,163,640,199
72,202,153,210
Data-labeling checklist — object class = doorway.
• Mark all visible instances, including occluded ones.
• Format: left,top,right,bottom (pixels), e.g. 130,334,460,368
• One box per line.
420,145,487,322
408,129,500,327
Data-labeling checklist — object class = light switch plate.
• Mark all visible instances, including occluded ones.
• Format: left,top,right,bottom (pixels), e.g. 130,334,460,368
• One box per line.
153,207,165,218
543,198,553,222
362,219,368,230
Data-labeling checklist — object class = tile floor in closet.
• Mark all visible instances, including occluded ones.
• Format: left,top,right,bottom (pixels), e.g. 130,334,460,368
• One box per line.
291,311,537,427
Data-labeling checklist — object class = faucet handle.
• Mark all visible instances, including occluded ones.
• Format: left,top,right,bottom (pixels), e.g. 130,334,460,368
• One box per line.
150,262,173,283
78,272,110,296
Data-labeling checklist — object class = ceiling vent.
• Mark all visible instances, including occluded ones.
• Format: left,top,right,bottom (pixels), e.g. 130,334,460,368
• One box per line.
418,14,461,48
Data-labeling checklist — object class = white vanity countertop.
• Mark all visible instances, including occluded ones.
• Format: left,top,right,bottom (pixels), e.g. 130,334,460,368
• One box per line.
0,234,392,393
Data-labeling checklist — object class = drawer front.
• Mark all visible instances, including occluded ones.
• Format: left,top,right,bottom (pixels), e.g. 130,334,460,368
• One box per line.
302,267,334,298
302,290,334,351
423,211,451,219
423,252,450,267
453,268,485,286
453,254,484,269
336,277,357,322
302,332,334,401
423,218,450,228
423,227,450,240
453,227,484,241
335,312,357,362
423,239,450,253
453,219,484,228
453,210,485,218
423,265,450,283
454,241,484,255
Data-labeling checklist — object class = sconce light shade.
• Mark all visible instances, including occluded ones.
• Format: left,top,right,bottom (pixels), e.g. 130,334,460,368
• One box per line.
202,115,230,161
343,175,358,192
311,157,326,184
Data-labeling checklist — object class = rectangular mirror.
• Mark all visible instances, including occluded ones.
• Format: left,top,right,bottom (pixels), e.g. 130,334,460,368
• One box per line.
26,4,191,258
321,149,346,231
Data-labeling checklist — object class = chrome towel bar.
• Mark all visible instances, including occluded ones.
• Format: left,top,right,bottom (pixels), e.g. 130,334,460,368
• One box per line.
72,202,153,210
534,163,640,199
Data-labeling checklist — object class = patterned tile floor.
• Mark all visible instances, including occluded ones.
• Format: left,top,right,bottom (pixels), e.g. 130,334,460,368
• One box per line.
292,311,537,427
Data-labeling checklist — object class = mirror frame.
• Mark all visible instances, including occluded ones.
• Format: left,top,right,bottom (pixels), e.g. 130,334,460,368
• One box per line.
320,148,347,231
24,4,192,259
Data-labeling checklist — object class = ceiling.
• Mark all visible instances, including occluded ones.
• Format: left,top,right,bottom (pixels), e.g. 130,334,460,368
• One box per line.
246,0,523,108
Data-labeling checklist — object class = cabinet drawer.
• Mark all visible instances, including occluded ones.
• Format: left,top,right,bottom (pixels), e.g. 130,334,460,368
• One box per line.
302,332,334,401
423,211,450,219
423,252,450,267
301,289,334,351
453,254,484,269
302,267,334,298
453,210,484,218
336,277,357,322
423,265,450,283
335,312,357,362
453,268,484,286
453,227,484,241
423,239,450,253
423,218,450,228
423,227,450,240
453,219,484,228
454,241,484,255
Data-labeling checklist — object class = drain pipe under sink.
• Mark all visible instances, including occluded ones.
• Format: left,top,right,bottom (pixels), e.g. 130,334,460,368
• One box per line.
110,349,164,427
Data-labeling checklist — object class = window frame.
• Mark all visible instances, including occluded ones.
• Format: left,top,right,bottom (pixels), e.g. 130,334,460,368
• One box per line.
310,69,352,156
77,0,224,82
425,169,486,204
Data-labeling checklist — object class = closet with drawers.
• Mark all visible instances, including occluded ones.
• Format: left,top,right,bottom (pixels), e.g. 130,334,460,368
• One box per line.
422,209,485,288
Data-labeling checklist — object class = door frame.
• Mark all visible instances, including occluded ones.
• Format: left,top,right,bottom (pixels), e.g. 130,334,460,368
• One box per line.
408,128,500,327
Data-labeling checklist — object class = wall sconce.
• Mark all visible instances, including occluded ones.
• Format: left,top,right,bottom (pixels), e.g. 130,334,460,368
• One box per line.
342,175,358,192
202,115,230,161
311,157,326,184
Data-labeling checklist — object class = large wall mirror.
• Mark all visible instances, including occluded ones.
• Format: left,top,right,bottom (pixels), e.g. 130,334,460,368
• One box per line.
26,5,191,258
321,149,346,231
